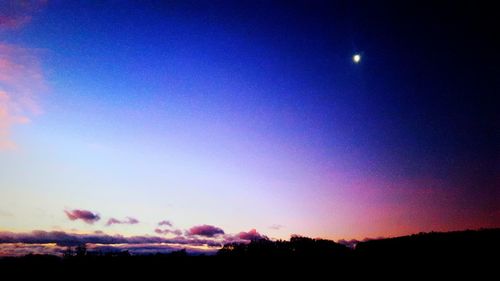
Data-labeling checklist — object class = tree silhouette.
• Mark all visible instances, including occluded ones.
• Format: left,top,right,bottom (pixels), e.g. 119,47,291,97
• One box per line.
75,244,87,257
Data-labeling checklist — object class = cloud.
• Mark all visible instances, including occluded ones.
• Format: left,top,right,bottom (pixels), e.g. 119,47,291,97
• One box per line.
88,243,215,256
0,43,46,150
221,229,268,244
236,229,266,241
0,1,47,150
0,230,224,248
0,227,272,256
106,217,139,226
155,220,180,235
64,209,101,224
187,225,225,237
0,243,66,257
0,230,224,256
0,241,217,257
154,228,183,236
158,220,173,227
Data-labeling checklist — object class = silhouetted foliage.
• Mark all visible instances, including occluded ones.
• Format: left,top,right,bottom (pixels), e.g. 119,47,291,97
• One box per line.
168,249,188,257
75,244,87,257
218,236,351,258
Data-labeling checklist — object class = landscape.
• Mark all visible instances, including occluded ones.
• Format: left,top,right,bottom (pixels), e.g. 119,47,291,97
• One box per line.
0,0,498,273
2,229,499,274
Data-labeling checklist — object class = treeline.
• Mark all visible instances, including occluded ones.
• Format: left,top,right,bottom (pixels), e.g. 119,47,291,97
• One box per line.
218,228,500,259
218,235,352,258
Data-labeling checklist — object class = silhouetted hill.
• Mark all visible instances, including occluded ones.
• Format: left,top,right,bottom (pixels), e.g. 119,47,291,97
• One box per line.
355,228,500,260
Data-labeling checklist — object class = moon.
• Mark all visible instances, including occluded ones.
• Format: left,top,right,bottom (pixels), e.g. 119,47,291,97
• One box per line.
353,54,361,63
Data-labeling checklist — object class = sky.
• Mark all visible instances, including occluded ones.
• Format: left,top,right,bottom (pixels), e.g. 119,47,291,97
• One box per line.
0,0,498,256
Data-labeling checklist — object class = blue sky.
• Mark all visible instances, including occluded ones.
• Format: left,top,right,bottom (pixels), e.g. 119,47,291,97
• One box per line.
0,1,498,256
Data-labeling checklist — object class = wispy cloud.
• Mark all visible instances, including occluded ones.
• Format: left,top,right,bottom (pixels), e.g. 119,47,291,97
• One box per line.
155,220,181,235
0,44,47,149
0,1,48,150
106,217,139,226
158,220,173,227
154,228,182,236
64,209,101,224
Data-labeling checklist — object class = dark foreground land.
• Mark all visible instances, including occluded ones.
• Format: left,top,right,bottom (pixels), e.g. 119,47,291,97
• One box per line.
1,228,499,277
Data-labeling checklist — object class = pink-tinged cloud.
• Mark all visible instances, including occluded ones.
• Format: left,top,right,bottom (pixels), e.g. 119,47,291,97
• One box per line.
0,1,47,150
187,225,225,237
236,229,266,241
106,217,139,226
154,228,183,236
64,209,101,224
0,0,47,30
158,220,173,227
0,43,46,150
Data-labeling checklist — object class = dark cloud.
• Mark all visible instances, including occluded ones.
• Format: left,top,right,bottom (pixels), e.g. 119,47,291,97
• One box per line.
0,243,66,257
0,230,224,248
0,227,273,256
88,243,214,255
155,228,183,236
1,221,266,250
0,242,216,257
106,217,139,226
155,220,180,236
64,209,100,224
187,225,225,237
158,220,173,227
236,229,266,241
221,229,268,244
1,223,268,256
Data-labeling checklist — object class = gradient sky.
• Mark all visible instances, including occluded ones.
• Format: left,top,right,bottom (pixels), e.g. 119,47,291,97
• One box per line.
0,1,498,255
